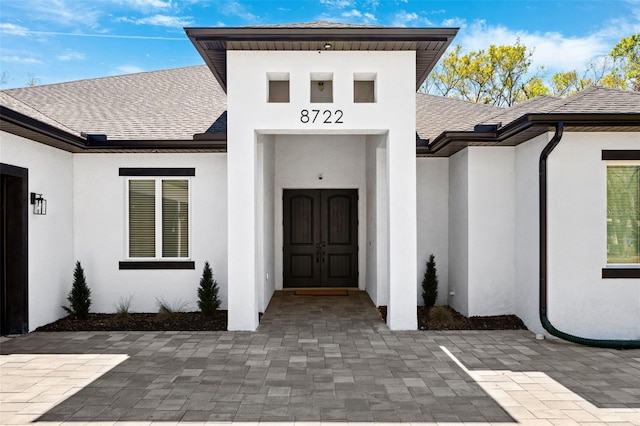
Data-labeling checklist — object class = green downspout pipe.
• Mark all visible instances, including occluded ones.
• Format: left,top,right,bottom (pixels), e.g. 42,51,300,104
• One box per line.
539,122,640,349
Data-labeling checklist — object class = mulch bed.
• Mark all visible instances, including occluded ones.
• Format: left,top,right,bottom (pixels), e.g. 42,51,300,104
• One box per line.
35,311,228,332
378,306,527,331
36,305,525,332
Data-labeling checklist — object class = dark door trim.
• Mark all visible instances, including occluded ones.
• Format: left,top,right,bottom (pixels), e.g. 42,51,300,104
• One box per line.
283,189,358,288
0,163,29,335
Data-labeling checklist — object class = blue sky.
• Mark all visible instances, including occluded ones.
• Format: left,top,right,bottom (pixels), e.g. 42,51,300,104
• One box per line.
1,0,639,89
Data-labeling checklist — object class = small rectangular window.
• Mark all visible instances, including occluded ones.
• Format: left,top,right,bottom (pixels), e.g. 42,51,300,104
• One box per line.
127,178,190,259
129,180,156,258
310,72,333,103
607,165,640,264
354,73,376,103
267,72,290,103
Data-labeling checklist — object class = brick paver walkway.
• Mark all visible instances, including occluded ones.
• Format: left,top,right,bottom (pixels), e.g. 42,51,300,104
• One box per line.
1,290,639,425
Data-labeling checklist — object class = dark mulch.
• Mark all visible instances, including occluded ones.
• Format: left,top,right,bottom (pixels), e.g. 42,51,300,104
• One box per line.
378,305,527,331
37,305,524,332
35,311,228,332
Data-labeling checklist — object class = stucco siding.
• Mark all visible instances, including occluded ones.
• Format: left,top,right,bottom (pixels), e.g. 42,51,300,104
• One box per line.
416,157,449,306
448,148,469,315
1,131,74,331
73,153,228,314
468,147,516,316
514,133,547,335
545,132,640,340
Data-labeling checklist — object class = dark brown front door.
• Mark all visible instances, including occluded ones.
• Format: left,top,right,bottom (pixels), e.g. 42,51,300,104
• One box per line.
1,164,29,335
283,189,358,288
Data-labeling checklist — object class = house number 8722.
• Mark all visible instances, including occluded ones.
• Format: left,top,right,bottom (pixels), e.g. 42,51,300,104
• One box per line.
300,109,344,124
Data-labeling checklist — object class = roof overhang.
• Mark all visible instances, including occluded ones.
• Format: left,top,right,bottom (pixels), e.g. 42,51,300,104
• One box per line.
185,26,459,92
1,106,227,153
418,113,640,157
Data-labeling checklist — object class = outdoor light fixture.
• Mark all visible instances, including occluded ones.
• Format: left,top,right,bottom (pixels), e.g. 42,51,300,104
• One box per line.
318,81,325,91
30,192,47,215
324,43,332,50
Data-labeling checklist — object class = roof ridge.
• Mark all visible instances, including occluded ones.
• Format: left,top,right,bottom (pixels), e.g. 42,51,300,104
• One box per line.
548,86,598,112
416,92,503,108
3,65,208,91
1,91,82,135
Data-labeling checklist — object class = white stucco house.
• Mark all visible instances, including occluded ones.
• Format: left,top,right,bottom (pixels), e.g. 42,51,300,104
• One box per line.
1,23,639,346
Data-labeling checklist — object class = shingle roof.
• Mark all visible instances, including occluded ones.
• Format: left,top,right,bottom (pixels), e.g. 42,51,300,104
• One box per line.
0,91,82,137
548,85,640,113
483,86,640,126
416,92,502,141
3,65,226,140
2,67,638,144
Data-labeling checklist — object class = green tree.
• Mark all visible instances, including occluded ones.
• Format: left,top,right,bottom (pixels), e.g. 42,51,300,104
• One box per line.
62,261,92,320
425,40,548,106
197,261,220,316
609,34,639,91
550,35,639,95
422,254,439,309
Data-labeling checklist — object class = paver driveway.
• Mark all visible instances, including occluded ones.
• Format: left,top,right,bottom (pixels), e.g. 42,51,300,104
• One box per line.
1,290,639,425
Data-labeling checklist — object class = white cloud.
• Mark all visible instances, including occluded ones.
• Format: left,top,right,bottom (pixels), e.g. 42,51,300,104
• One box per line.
342,9,362,18
340,9,376,23
441,18,466,28
18,0,102,27
320,0,352,8
125,0,172,9
363,12,376,23
219,1,258,23
117,14,193,27
455,20,616,73
0,23,29,36
391,10,419,27
116,65,144,74
57,49,85,61
2,55,43,64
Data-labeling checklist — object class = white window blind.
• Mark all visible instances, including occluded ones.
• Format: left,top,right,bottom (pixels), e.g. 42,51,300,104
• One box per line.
162,180,189,258
128,178,190,259
129,180,156,257
607,166,640,264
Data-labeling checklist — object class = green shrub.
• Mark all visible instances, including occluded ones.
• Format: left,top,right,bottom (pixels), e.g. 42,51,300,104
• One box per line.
156,297,188,317
429,305,451,323
62,261,92,320
115,295,133,320
197,261,220,316
422,254,438,309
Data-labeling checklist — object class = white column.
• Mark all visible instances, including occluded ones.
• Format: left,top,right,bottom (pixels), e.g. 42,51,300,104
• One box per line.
227,126,259,331
387,128,418,330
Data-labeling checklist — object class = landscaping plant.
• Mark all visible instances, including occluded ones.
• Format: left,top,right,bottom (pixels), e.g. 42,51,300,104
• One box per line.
197,261,221,316
422,254,438,309
62,261,92,319
156,298,188,317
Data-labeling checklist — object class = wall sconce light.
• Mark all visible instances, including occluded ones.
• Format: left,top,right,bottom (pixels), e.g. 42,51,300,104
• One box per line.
318,81,325,91
324,43,332,50
30,192,47,215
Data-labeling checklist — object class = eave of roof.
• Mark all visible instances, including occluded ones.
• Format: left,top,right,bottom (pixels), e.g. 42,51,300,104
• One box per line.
0,106,227,153
185,24,458,92
419,112,640,157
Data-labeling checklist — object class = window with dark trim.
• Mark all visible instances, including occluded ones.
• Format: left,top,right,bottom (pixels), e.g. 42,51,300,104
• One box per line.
603,150,640,278
119,168,194,270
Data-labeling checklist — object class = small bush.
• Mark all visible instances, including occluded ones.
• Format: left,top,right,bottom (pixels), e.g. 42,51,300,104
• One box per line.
197,261,221,316
429,305,452,323
156,297,188,317
62,261,92,320
422,254,439,309
115,295,133,320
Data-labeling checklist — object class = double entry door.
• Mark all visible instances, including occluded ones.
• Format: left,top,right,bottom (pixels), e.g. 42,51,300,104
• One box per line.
283,189,358,288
